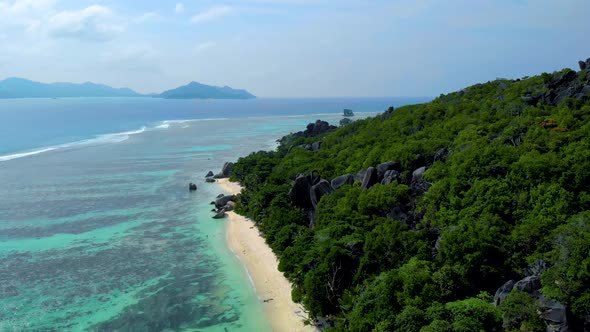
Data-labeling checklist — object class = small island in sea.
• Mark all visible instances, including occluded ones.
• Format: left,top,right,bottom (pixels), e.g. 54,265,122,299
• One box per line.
213,57,590,331
0,78,256,100
158,81,256,100
343,109,355,117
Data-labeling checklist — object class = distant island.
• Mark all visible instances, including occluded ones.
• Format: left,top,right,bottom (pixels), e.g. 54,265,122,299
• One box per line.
343,109,355,117
0,78,256,99
157,81,256,100
0,78,141,98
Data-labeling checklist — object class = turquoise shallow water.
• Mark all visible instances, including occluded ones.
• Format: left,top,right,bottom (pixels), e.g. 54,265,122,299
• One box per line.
0,110,387,331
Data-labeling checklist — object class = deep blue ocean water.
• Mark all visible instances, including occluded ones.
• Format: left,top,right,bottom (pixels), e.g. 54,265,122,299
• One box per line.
0,97,430,331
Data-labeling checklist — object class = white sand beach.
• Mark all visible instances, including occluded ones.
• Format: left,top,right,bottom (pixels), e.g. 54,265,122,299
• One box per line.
217,178,317,332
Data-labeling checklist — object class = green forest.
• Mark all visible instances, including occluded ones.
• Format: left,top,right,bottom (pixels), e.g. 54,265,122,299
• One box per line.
229,62,590,331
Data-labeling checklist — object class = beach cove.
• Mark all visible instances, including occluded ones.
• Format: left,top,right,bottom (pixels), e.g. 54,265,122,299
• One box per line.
0,96,412,331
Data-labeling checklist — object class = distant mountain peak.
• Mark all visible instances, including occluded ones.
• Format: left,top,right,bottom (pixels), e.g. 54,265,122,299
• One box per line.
0,77,141,99
0,77,255,100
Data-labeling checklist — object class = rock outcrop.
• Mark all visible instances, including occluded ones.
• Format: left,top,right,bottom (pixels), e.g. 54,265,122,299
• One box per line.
303,120,336,137
354,169,367,182
310,180,334,209
288,173,320,210
381,170,401,185
311,141,322,152
212,211,226,219
279,120,337,147
493,276,568,331
213,162,234,179
331,174,354,190
215,195,235,209
361,167,379,189
377,161,401,178
221,162,233,177
412,166,426,183
189,183,197,191
513,275,541,294
206,171,214,177
540,297,568,332
493,280,515,305
523,59,590,106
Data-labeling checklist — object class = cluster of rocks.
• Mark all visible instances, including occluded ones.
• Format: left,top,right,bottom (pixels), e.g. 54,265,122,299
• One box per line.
288,161,431,227
297,140,323,152
522,58,590,106
493,276,568,331
201,162,235,183
210,194,236,219
279,120,336,147
205,171,216,183
301,120,337,137
188,162,234,189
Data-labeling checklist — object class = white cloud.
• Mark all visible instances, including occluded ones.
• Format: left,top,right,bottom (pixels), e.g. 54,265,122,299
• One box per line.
47,5,123,41
133,12,158,24
0,0,55,30
175,3,184,14
190,5,232,24
0,0,55,14
192,42,216,55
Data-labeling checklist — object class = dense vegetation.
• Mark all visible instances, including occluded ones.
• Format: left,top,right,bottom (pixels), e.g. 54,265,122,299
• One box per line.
230,64,590,331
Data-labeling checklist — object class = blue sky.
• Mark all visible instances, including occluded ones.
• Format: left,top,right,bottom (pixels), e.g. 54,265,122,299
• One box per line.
0,0,589,97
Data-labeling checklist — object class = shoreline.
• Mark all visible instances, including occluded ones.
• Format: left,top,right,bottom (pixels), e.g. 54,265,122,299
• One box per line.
216,178,317,332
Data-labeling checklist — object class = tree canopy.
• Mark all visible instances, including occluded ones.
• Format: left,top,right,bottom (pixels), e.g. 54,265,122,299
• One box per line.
230,66,590,331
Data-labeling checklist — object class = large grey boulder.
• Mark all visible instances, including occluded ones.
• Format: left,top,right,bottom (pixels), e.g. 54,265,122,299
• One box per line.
224,201,236,212
381,170,401,185
580,60,587,71
493,280,515,305
311,141,322,152
540,296,568,332
377,161,401,179
354,169,367,182
206,171,214,177
215,195,235,209
221,162,234,177
412,167,426,183
310,179,334,209
331,174,354,190
212,210,226,219
513,275,541,294
288,173,319,210
361,167,379,189
189,183,197,191
206,178,216,183
213,162,234,178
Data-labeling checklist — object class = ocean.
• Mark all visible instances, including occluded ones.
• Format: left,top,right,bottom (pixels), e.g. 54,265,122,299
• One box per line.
0,97,430,331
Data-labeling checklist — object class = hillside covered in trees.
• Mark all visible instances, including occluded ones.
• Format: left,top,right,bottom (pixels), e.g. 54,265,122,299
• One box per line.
229,59,590,331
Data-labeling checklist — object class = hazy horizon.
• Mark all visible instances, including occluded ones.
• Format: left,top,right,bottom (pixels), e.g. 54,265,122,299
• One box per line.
1,0,589,97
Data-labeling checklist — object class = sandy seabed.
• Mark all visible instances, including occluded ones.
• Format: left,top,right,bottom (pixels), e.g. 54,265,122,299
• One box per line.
216,179,318,332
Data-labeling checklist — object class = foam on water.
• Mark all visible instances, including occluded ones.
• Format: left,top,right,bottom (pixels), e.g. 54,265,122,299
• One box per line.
0,126,147,162
0,117,246,162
